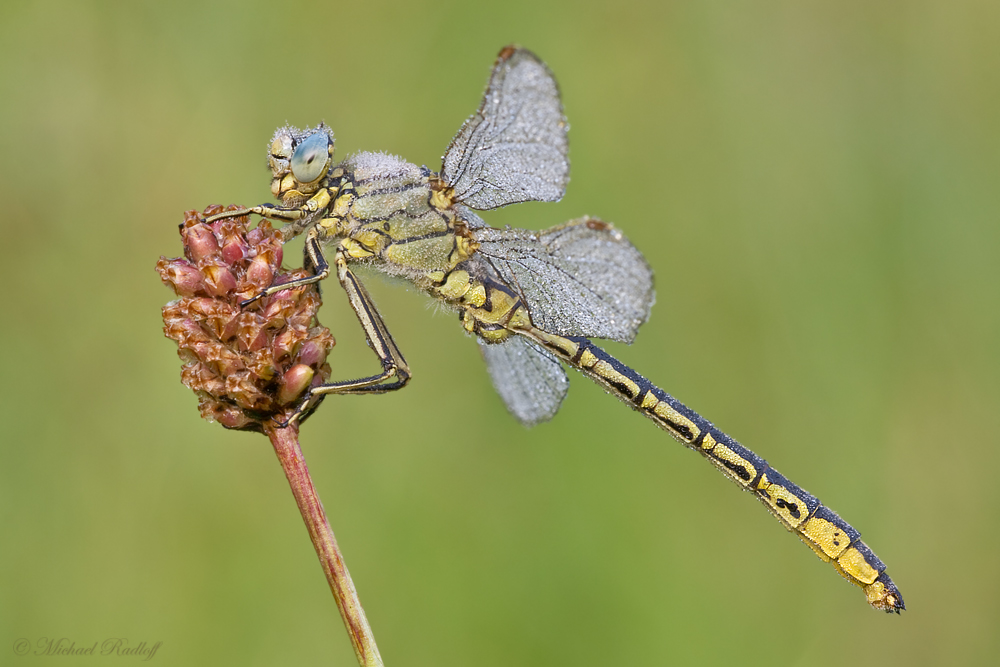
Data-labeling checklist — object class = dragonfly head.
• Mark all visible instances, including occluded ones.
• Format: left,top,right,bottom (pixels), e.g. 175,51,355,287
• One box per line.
267,124,336,206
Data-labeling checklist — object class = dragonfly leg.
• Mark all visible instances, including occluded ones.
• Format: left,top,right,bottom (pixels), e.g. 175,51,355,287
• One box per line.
203,188,333,241
203,203,305,225
240,226,332,307
282,245,411,426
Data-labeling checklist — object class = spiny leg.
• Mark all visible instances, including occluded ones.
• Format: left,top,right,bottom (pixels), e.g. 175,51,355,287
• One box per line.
284,245,411,426
203,203,305,225
203,187,333,241
241,226,332,307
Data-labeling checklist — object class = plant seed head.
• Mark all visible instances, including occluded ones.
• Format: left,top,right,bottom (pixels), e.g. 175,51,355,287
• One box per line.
157,206,335,432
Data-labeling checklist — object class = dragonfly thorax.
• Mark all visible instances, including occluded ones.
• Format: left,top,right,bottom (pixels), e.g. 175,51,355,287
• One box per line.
330,151,467,281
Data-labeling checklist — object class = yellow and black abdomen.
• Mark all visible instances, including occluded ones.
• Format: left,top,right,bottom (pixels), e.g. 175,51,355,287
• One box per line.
522,329,904,613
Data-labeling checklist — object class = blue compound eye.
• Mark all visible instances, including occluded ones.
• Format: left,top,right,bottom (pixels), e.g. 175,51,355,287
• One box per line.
290,132,330,183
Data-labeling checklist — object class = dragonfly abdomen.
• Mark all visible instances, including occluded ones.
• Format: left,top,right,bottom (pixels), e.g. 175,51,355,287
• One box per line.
519,326,904,613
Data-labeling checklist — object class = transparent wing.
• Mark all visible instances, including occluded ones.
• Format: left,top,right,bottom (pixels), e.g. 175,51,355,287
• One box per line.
479,335,569,426
473,217,655,342
442,46,569,210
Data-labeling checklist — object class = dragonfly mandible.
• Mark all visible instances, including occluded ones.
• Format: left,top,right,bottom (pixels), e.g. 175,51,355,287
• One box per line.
205,45,904,613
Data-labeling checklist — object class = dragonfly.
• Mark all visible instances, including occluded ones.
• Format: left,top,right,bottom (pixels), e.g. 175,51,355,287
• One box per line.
205,45,903,613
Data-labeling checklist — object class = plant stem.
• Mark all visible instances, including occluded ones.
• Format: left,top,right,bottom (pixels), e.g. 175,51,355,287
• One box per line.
264,422,384,667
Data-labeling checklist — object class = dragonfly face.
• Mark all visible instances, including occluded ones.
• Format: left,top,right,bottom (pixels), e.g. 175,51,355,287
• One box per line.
267,125,336,206
203,45,903,613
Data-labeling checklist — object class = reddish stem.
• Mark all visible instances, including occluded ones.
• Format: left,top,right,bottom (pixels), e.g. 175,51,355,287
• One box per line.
264,422,384,667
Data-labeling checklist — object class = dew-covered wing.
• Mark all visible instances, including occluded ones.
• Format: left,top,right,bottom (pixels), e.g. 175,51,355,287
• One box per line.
442,46,569,210
479,335,569,427
473,218,654,342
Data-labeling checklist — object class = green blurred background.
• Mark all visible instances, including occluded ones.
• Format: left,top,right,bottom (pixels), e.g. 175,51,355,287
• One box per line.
2,1,998,665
